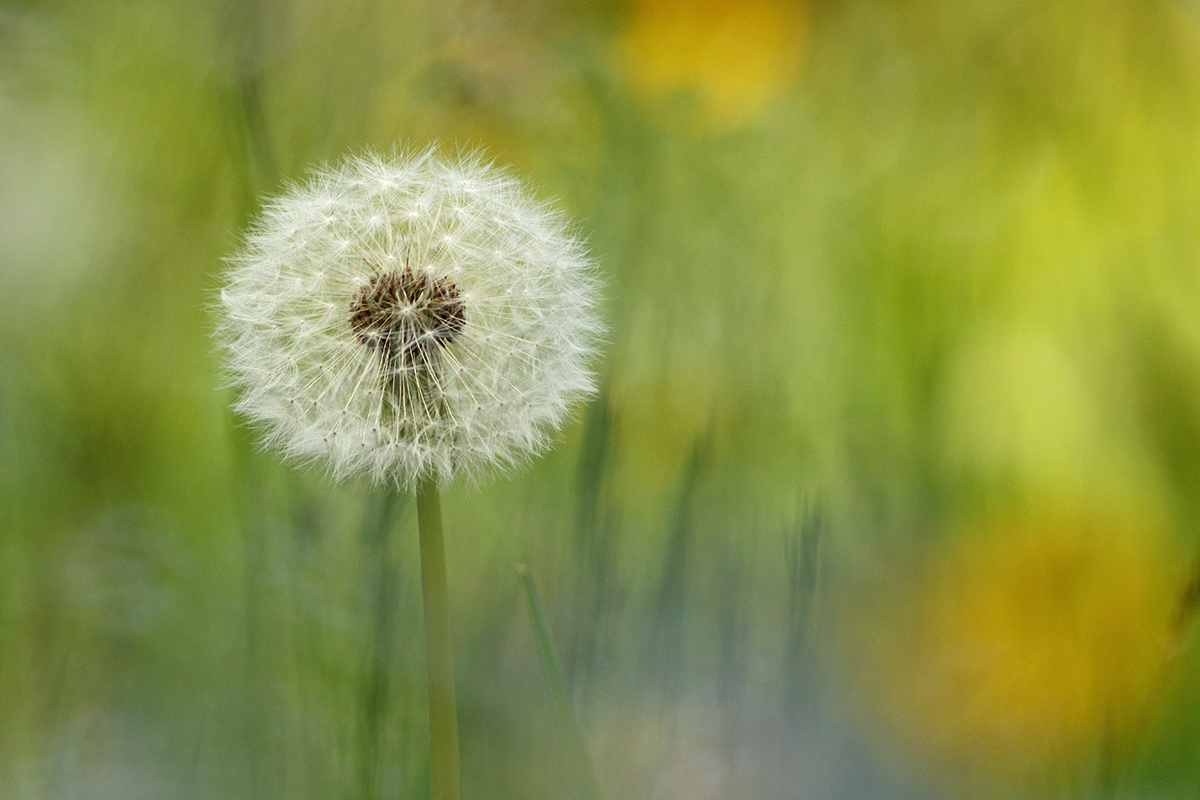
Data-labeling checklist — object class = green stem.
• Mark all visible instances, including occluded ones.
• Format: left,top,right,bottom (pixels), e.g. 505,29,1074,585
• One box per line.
417,476,461,800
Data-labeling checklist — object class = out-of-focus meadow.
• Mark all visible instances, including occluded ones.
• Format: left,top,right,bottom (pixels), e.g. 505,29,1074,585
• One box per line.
5,0,1200,798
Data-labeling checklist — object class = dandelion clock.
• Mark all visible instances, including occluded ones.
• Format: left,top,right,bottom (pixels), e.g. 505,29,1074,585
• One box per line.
219,147,602,489
216,147,603,800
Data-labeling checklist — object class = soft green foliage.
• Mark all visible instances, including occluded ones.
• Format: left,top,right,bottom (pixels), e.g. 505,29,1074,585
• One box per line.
5,1,1200,798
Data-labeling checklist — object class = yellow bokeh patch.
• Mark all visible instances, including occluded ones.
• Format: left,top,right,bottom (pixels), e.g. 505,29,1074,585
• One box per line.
616,0,809,125
850,503,1190,795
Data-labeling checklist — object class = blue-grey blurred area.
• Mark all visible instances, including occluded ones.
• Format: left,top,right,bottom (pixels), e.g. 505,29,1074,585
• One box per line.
5,0,1200,798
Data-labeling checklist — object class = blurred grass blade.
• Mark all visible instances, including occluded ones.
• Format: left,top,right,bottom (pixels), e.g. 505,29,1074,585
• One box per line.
517,564,605,800
360,489,407,800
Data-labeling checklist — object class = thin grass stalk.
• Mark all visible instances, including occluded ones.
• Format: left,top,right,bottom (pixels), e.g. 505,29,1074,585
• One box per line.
518,564,604,800
359,490,405,799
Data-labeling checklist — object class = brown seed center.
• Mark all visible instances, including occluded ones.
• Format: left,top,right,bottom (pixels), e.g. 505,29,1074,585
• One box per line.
349,268,466,364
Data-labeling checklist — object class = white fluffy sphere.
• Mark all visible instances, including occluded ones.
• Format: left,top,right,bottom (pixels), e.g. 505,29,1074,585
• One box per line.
217,148,603,489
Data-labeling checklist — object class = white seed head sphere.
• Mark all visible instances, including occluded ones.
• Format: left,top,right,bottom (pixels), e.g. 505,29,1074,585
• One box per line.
218,148,603,489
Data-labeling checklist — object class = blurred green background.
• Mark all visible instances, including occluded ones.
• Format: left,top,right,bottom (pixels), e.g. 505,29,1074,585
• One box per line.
5,0,1200,797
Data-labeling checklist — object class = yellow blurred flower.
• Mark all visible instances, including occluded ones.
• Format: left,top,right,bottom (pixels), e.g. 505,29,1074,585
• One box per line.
616,0,809,125
849,504,1191,795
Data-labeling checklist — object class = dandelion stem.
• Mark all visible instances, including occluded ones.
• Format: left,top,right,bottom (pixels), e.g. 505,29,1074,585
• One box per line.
416,476,461,800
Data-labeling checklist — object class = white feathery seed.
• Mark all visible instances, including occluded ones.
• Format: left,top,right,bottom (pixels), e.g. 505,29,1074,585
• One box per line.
217,147,603,489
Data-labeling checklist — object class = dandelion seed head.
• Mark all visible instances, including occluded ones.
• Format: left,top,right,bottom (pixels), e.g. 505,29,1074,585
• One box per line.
217,147,604,489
